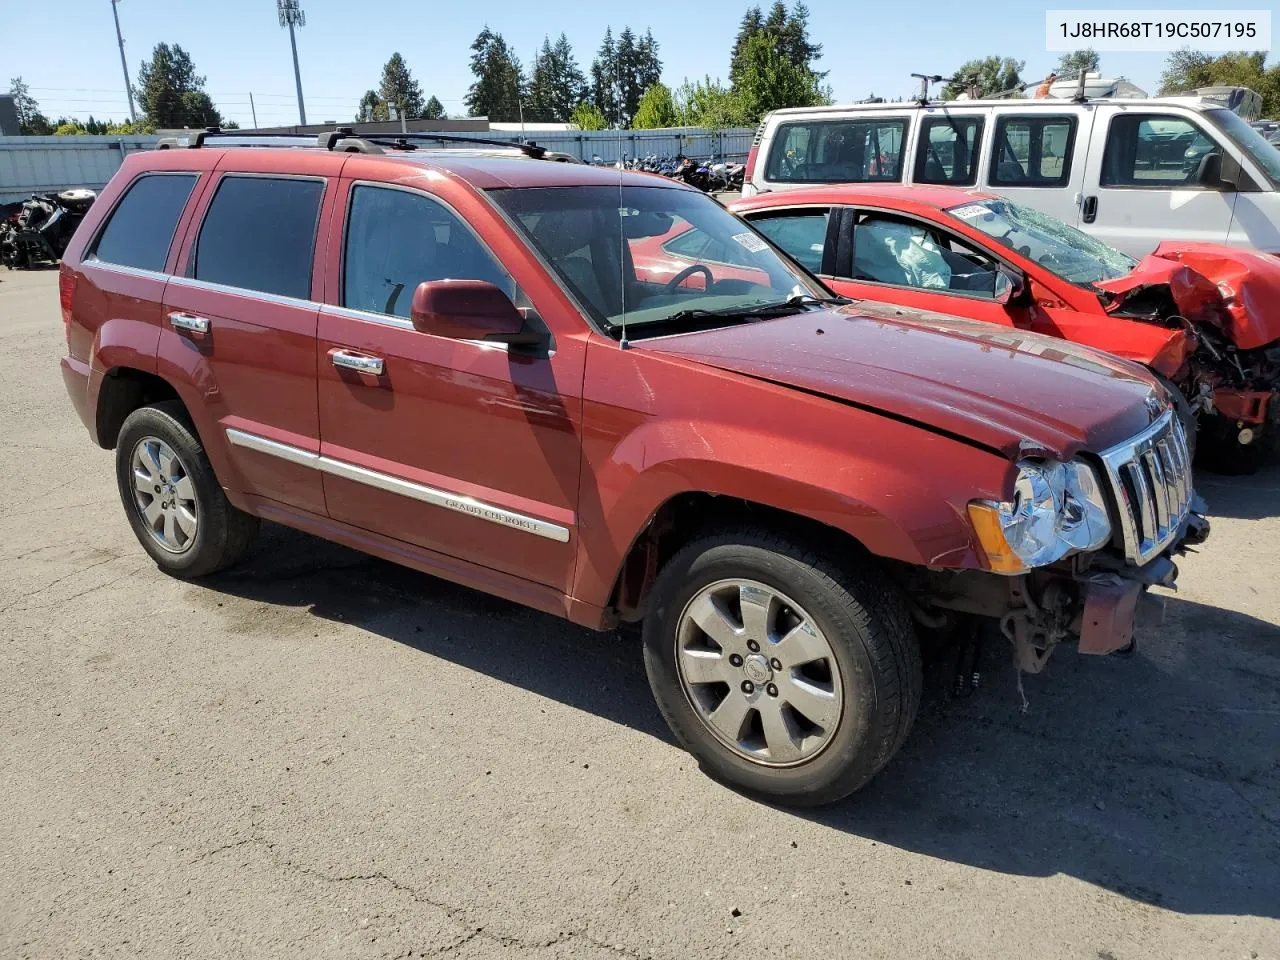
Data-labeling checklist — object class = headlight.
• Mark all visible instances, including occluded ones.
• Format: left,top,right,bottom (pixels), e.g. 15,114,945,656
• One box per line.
967,459,1111,574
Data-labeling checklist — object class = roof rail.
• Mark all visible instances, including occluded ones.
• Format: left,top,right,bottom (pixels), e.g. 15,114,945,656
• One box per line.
154,126,550,160
355,132,547,159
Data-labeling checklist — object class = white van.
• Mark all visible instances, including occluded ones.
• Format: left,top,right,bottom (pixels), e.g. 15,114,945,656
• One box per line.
742,96,1280,258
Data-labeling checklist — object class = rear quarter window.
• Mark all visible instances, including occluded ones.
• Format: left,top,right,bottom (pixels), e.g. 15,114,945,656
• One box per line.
90,173,198,272
765,118,909,183
989,116,1077,187
193,175,324,299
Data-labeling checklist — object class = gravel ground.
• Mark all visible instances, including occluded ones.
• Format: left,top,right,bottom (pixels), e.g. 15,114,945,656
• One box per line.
1,267,1277,960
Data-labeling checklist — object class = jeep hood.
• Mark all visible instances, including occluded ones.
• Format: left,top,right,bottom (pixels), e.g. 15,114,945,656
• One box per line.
638,303,1161,459
1096,242,1280,351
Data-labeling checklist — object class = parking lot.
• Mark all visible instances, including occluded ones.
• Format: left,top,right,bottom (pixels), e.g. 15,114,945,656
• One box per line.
0,266,1277,959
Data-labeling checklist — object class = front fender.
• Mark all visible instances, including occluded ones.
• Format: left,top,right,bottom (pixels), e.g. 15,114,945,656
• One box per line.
1031,306,1191,377
571,344,1012,610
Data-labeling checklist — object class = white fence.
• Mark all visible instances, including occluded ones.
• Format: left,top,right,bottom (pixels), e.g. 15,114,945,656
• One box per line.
0,128,754,202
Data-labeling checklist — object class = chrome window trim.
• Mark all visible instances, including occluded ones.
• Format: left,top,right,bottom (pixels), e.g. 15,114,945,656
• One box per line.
165,273,317,311
317,303,515,352
225,427,569,543
81,260,171,283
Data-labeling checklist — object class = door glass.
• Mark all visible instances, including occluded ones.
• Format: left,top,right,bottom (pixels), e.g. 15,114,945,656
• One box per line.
765,118,908,183
852,215,997,296
1100,114,1222,188
990,116,1076,187
342,185,518,318
91,173,198,272
749,211,830,272
915,117,984,185
194,176,324,299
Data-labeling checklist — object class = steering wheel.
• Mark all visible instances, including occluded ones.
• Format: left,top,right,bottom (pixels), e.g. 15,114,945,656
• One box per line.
663,263,714,293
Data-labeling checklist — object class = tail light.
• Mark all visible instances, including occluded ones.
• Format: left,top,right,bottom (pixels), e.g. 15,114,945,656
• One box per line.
58,265,76,333
743,118,768,195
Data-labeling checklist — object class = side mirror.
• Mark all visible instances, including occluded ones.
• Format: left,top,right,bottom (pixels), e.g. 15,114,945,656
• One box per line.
410,280,534,344
994,268,1024,306
1195,152,1226,189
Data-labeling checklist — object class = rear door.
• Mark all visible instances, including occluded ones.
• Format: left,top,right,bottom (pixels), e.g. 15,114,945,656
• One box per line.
1079,106,1238,256
984,109,1093,226
161,171,331,515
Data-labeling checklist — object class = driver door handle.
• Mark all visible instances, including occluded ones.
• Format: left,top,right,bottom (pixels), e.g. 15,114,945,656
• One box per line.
1081,195,1098,224
330,349,385,376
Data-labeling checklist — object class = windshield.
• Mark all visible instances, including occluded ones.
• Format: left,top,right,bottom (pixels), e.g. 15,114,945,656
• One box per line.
947,197,1135,286
489,185,828,338
1205,108,1280,188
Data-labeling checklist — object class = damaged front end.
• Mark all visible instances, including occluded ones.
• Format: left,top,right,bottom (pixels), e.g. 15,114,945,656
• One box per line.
1097,244,1280,446
904,409,1211,672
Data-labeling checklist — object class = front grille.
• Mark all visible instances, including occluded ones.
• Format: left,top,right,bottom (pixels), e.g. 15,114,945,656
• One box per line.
1098,410,1193,565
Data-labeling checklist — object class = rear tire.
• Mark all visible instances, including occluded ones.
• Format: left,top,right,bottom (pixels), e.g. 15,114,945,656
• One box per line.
115,401,259,577
642,529,921,806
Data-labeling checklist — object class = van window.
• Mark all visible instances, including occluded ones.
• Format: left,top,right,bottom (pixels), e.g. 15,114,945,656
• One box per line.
914,117,984,185
749,210,831,272
1100,114,1222,188
990,116,1077,187
194,176,323,299
343,184,517,318
91,173,198,272
765,118,908,183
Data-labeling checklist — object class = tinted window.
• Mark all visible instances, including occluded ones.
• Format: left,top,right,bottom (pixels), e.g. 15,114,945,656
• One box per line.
195,176,323,299
915,116,984,185
750,211,830,272
851,214,998,297
990,116,1076,187
765,118,908,183
1101,114,1221,188
343,185,516,318
92,173,197,272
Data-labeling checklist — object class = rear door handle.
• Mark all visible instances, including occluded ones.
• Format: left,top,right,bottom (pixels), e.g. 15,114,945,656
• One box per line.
1081,195,1098,224
330,349,385,376
169,312,210,334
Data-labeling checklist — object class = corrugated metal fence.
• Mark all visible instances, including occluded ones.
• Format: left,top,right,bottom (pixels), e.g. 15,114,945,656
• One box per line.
0,128,754,202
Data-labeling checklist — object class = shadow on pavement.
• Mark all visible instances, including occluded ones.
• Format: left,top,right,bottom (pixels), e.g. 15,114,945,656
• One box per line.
200,514,1280,920
1194,458,1280,520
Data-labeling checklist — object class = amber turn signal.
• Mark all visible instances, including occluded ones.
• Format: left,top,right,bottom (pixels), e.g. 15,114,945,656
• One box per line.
967,502,1027,575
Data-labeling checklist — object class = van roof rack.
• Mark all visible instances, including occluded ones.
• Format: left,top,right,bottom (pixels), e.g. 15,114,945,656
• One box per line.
157,126,547,160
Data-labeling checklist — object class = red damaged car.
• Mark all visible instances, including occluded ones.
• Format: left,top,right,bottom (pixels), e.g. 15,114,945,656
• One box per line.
729,185,1280,470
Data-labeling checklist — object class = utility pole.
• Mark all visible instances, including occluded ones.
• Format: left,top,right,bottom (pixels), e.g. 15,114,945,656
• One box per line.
249,92,259,128
277,0,307,126
110,0,137,124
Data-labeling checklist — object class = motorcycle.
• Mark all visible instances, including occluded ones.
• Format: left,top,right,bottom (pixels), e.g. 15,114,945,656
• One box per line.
0,189,97,269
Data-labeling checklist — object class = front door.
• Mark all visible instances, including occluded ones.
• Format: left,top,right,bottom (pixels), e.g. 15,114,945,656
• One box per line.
1080,107,1238,257
161,172,329,516
315,180,584,591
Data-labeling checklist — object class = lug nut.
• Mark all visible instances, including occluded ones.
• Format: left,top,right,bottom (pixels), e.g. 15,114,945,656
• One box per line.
770,658,782,671
729,654,743,667
741,680,754,694
766,683,778,697
747,639,760,652
154,485,162,493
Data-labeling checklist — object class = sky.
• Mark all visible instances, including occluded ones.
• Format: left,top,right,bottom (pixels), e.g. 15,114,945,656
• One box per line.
0,0,1240,128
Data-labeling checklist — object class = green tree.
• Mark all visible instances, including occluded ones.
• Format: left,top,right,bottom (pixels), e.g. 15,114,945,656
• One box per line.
734,31,829,121
674,77,752,128
1056,49,1100,80
378,53,425,119
632,83,677,128
527,38,559,122
777,2,823,77
466,27,525,122
591,28,620,126
135,43,223,128
356,89,387,122
422,95,446,120
1159,49,1279,114
9,77,53,135
942,56,1025,99
528,34,588,123
570,101,607,130
729,7,766,84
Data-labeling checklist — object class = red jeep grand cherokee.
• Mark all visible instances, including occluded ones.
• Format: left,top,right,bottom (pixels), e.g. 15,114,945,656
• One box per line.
59,131,1207,805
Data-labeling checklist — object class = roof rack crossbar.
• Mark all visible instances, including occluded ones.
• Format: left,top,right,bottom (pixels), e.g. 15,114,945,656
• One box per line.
156,126,550,160
353,132,547,159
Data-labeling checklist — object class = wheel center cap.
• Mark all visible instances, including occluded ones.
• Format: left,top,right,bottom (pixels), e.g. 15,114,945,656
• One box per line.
743,654,772,684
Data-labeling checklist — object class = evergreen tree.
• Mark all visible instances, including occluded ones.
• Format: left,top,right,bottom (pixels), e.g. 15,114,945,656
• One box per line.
635,31,663,105
378,53,425,119
734,31,827,120
616,28,643,126
591,28,620,126
8,77,52,135
549,34,589,121
135,43,223,128
423,95,446,120
356,89,387,122
729,8,765,84
466,27,525,122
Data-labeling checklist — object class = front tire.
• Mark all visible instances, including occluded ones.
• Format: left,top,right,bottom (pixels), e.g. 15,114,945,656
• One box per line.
642,530,922,806
115,401,259,577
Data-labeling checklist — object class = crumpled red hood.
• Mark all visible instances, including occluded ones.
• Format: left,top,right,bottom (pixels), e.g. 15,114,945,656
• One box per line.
1097,243,1280,351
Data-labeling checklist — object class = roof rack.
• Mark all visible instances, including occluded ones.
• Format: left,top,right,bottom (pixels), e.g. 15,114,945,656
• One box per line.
157,126,547,160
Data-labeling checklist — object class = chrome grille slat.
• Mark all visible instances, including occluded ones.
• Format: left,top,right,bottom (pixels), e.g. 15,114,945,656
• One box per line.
1098,409,1194,565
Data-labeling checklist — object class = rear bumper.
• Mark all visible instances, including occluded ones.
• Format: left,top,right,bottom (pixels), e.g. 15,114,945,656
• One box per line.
60,355,94,439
